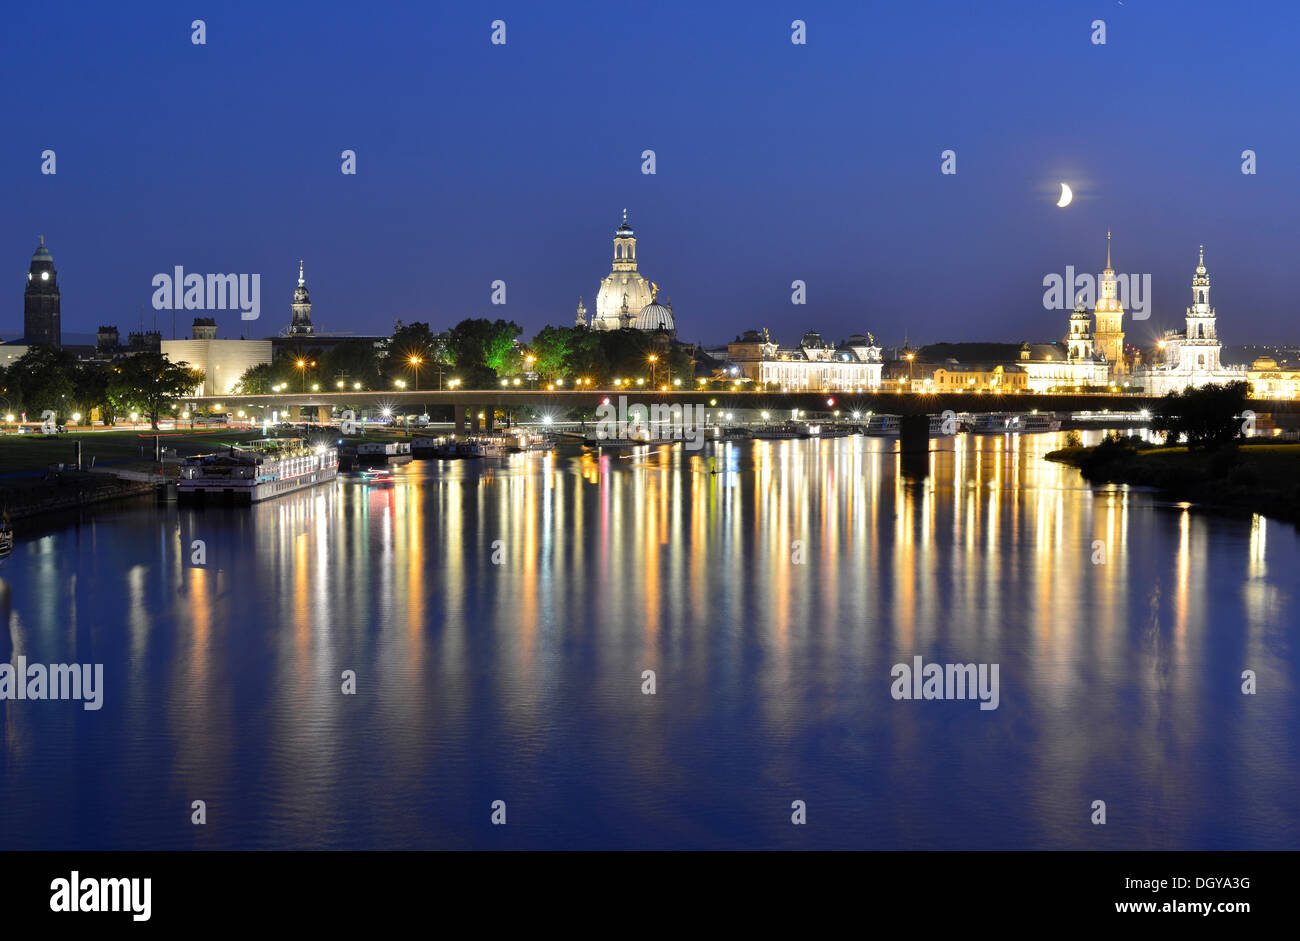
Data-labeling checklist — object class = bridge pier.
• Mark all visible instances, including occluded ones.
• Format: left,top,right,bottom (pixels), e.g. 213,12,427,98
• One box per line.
454,405,468,433
899,414,930,454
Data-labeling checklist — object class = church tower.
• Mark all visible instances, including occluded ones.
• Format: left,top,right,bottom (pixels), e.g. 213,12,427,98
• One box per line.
24,236,61,348
575,296,587,328
289,260,313,335
1067,298,1093,360
1092,231,1126,374
1180,245,1221,373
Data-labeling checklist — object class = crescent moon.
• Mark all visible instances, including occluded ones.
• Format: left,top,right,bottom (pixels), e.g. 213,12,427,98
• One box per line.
1057,183,1073,208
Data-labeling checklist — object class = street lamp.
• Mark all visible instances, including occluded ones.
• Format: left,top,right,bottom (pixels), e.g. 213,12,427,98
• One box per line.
648,353,658,386
409,355,422,391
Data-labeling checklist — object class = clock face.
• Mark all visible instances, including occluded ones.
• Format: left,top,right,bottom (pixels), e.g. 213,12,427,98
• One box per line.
40,271,49,281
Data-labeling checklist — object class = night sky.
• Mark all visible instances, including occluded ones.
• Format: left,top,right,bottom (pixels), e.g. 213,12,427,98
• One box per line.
2,0,1296,348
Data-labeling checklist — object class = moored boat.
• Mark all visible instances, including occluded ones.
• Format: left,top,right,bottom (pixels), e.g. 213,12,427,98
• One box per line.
178,438,338,504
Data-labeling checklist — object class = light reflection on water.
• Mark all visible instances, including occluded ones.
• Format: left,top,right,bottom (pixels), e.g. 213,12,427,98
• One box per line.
0,430,1296,849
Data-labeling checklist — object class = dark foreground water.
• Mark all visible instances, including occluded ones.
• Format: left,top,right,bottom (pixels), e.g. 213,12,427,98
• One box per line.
1,431,1297,849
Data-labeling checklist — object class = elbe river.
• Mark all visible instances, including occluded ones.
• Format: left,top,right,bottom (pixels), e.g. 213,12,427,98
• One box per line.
1,431,1296,849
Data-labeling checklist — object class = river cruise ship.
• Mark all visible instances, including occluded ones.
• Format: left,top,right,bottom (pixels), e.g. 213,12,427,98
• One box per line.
178,438,338,504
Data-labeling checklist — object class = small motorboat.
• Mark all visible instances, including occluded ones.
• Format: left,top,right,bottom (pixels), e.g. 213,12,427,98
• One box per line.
361,468,395,484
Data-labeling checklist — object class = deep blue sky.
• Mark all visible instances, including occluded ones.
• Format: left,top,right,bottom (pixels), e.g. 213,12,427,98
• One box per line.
2,0,1297,348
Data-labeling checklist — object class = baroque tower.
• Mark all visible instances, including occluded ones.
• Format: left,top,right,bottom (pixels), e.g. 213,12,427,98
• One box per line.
1092,231,1126,374
1179,245,1221,373
1067,298,1093,361
289,260,313,335
24,236,61,348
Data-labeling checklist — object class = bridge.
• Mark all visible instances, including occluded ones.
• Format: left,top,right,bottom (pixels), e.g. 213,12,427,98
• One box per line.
183,388,1298,450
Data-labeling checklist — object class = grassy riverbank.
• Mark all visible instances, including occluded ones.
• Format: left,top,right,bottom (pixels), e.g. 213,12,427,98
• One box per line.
0,429,271,477
1047,438,1300,523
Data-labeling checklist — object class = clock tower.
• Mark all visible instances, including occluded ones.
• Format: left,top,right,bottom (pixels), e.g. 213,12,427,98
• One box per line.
24,236,61,348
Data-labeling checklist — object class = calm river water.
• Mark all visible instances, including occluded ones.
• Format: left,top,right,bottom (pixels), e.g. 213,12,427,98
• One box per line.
1,430,1296,849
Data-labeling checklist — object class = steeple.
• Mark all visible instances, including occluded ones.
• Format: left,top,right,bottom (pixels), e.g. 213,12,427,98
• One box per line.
289,260,313,335
1092,230,1126,374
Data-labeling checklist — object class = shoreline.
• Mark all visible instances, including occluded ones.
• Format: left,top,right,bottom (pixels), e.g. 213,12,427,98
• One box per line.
1046,439,1300,525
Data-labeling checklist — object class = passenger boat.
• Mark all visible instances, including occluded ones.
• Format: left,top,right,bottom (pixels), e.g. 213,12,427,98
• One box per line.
818,425,856,438
710,426,751,441
970,413,1060,435
750,423,805,440
0,512,13,556
1019,413,1063,433
178,438,338,504
865,415,964,437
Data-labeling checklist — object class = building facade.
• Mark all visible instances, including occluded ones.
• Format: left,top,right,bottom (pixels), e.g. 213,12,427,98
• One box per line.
1247,356,1300,399
162,319,273,396
725,329,882,391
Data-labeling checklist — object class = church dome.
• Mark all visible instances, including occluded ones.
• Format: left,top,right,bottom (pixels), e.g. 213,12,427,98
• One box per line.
634,301,675,333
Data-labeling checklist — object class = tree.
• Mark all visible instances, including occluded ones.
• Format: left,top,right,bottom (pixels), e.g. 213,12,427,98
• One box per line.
6,346,78,418
236,359,297,394
528,325,577,380
446,318,521,387
323,339,383,390
1151,381,1251,451
109,352,202,429
72,361,117,425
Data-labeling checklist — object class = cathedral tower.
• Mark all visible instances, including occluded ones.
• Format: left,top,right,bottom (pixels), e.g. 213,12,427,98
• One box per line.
23,236,61,348
1092,231,1126,374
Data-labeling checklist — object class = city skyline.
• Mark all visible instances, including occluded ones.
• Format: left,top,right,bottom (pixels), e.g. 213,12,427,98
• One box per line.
4,0,1299,345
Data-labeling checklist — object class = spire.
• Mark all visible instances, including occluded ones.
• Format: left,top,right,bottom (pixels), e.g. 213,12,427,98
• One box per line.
39,235,44,247
622,208,627,225
298,259,304,286
1106,230,1111,269
1199,244,1204,266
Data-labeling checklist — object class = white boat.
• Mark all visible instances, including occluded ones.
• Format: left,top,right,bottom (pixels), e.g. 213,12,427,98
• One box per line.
971,413,1062,434
178,438,338,504
1020,413,1063,433
864,415,962,437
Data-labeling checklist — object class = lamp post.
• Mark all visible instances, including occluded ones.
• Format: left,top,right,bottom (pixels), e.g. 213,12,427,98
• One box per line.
905,352,915,389
409,355,422,391
648,353,658,387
